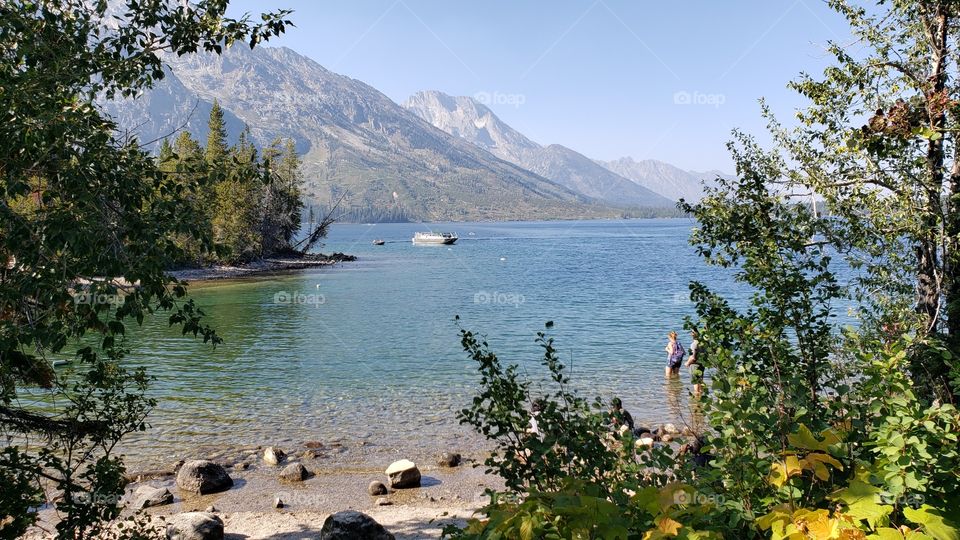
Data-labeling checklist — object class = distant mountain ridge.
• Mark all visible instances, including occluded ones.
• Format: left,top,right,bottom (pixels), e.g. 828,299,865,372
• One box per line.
101,44,723,221
403,91,675,208
101,45,635,222
599,157,725,203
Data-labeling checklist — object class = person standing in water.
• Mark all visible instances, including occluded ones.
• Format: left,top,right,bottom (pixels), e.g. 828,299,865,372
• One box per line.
665,331,685,377
686,329,705,396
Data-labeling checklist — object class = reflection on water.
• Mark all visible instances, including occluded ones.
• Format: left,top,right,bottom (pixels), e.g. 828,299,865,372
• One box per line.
87,219,753,468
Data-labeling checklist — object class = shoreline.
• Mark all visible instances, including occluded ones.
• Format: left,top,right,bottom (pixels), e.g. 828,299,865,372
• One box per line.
29,445,498,540
167,253,357,283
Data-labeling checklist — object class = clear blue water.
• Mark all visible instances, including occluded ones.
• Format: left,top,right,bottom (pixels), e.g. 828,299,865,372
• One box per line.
116,219,748,467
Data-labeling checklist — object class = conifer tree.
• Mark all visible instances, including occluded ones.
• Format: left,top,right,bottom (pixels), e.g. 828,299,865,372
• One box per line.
205,99,228,164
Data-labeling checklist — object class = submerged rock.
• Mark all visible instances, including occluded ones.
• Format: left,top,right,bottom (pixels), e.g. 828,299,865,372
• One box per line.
125,469,175,483
279,462,309,482
302,449,324,460
320,511,394,540
368,481,388,496
166,512,223,540
263,447,286,466
176,461,233,495
385,459,421,489
132,485,173,509
438,452,461,468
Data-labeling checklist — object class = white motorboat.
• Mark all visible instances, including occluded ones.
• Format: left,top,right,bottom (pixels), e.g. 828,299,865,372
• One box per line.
412,231,458,245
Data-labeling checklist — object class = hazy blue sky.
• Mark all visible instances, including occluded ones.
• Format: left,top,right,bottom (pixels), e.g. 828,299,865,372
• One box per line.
226,1,851,172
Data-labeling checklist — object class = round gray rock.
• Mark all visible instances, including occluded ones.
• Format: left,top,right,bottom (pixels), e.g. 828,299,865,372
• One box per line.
279,462,309,482
166,512,223,540
368,480,388,496
438,452,461,468
175,460,233,495
320,511,394,540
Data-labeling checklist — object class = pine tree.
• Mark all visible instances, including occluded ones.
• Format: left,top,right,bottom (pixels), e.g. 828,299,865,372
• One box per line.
211,125,263,262
205,99,228,164
158,137,174,163
257,137,303,255
278,138,304,245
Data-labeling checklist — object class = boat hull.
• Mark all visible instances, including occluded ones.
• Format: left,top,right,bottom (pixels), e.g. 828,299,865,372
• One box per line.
412,237,457,245
412,232,458,245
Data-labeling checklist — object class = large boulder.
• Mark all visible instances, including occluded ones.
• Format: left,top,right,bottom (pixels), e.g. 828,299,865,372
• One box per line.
385,459,420,489
279,462,309,482
320,511,394,540
132,485,173,509
175,460,233,495
166,512,224,540
263,447,286,466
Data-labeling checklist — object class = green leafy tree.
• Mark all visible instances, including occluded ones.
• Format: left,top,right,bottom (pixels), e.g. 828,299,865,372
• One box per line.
0,0,290,537
750,0,960,400
447,2,960,539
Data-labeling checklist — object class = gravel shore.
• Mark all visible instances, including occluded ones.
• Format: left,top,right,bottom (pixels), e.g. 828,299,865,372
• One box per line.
168,254,356,282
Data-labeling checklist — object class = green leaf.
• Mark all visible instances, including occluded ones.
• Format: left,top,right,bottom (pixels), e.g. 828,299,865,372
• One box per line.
903,506,960,540
869,528,906,540
831,479,891,528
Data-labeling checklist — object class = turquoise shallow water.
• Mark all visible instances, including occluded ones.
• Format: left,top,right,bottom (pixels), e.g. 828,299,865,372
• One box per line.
111,218,748,467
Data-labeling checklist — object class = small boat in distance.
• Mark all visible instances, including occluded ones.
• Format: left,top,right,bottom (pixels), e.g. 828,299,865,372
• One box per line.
412,231,458,245
372,239,385,246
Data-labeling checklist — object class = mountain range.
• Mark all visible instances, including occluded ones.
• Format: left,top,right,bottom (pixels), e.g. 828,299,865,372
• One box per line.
403,91,673,208
100,44,726,222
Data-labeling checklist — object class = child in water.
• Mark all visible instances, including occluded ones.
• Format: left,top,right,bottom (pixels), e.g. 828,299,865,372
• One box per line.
665,331,685,377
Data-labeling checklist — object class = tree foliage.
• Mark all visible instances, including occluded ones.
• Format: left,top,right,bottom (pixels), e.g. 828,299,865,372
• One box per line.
0,0,290,536
446,1,960,539
159,123,305,265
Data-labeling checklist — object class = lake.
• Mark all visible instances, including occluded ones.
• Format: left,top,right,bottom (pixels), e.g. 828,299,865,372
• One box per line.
114,218,746,468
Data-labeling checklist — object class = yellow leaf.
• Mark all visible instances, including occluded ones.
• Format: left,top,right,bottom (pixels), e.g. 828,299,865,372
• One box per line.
794,509,839,540
770,455,804,487
840,527,867,540
788,424,842,452
657,516,683,536
806,452,844,471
